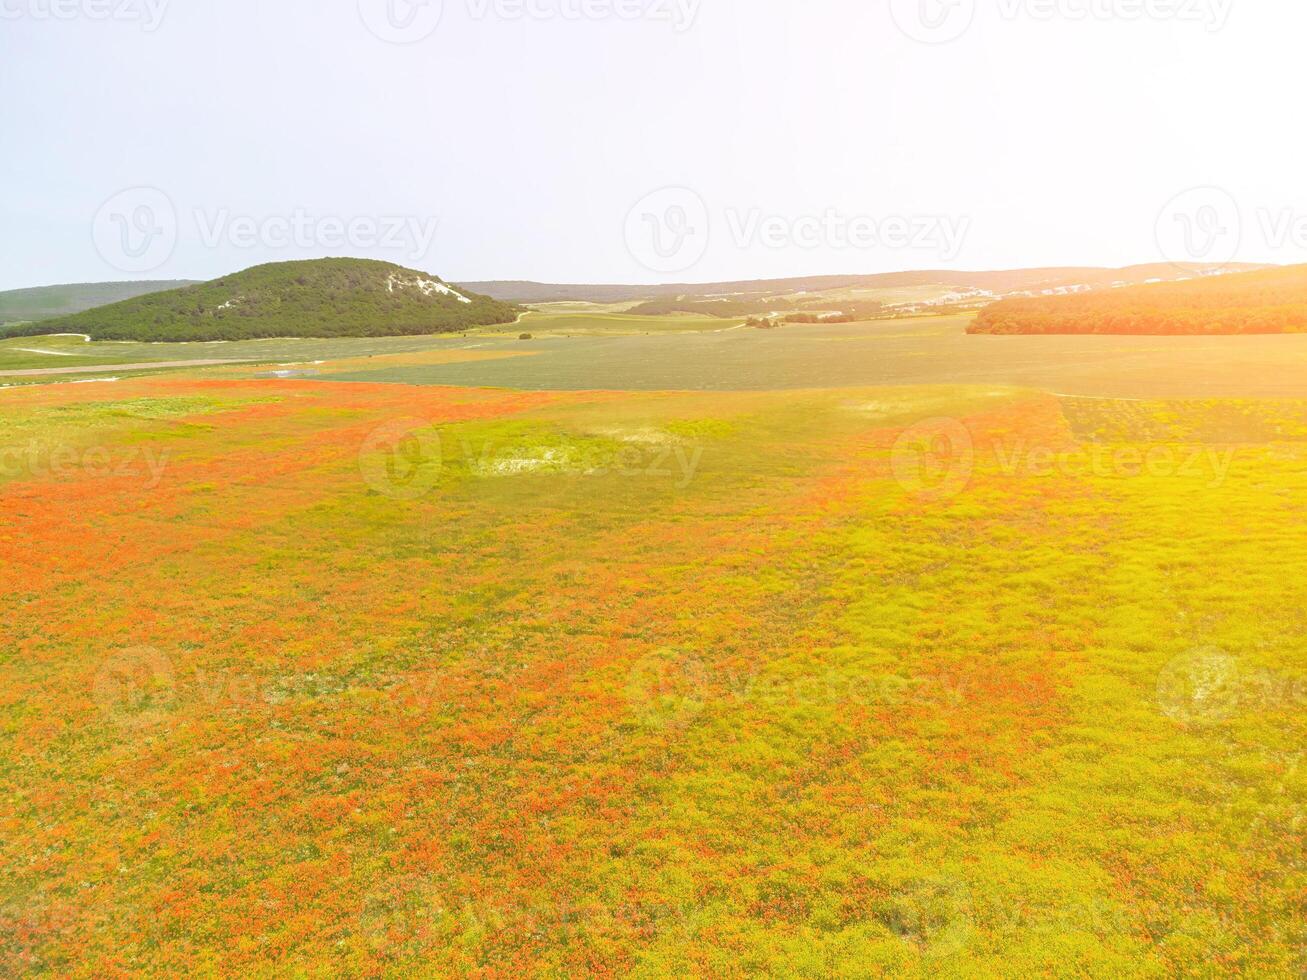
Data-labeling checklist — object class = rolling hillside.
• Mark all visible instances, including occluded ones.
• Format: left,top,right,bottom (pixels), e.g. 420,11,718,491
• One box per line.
2,260,521,342
970,265,1307,335
0,280,197,325
460,263,1263,305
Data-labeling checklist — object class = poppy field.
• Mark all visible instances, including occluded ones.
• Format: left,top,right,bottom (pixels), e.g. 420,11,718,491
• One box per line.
1,374,1303,976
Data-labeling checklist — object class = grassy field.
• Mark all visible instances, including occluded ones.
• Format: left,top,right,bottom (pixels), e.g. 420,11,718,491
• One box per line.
0,333,530,380
1,371,1303,975
12,315,1307,398
0,312,737,381
323,315,1307,398
484,311,745,337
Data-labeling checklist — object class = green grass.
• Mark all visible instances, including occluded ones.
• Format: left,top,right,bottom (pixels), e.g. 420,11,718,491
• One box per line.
1,377,1301,974
0,332,523,381
12,313,1307,400
314,314,1307,398
479,310,745,336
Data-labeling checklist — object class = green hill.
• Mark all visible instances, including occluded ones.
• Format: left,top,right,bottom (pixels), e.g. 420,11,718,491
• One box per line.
0,280,198,325
970,264,1307,335
1,259,521,342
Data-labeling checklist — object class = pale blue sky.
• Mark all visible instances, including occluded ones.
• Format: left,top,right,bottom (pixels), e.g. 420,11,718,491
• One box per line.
3,0,1306,290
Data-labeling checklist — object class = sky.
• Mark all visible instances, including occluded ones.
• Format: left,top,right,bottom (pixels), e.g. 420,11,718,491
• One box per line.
3,0,1307,290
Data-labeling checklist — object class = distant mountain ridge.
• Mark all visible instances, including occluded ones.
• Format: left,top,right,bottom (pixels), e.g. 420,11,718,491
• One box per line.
2,259,521,342
0,280,198,325
459,264,1267,304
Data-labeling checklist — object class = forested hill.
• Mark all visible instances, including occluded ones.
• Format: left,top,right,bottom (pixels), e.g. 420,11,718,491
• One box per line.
1,259,522,342
970,265,1307,335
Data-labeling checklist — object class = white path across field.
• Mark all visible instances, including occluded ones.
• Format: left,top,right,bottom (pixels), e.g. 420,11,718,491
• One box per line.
0,359,251,379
